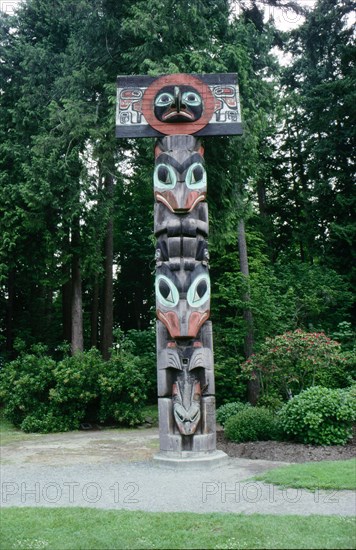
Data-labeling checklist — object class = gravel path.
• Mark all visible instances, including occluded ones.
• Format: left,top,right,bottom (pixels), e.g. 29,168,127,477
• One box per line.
1,428,355,516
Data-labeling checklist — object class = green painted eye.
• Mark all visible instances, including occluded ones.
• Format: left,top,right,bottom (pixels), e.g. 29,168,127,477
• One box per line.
155,92,174,106
154,164,176,190
187,274,210,307
182,91,201,106
156,275,179,307
185,163,206,190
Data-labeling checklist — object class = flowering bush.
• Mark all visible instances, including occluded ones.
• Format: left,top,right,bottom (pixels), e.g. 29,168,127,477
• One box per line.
278,386,356,445
241,330,352,401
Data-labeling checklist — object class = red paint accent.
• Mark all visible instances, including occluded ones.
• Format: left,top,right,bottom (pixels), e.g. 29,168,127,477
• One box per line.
188,311,210,337
154,144,161,158
132,101,142,113
157,310,181,338
214,99,223,111
193,341,203,348
167,342,176,348
226,97,237,108
194,381,201,395
142,74,215,136
184,191,206,211
154,191,178,212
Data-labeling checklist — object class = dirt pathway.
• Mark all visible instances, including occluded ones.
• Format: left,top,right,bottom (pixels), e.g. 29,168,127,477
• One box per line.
1,427,160,465
1,427,355,516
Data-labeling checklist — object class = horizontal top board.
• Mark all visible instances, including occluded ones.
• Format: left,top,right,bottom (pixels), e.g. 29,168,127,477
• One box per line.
116,73,243,138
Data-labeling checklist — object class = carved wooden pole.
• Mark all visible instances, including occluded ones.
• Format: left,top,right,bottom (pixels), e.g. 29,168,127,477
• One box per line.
154,134,215,452
116,73,242,461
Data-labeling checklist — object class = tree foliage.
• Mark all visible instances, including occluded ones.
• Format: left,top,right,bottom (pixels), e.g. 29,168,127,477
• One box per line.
0,0,354,409
241,329,353,402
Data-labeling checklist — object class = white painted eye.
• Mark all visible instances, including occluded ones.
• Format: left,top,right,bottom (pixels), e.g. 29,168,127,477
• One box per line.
187,274,210,307
156,275,179,307
185,163,206,190
154,163,176,190
182,91,201,106
155,92,174,106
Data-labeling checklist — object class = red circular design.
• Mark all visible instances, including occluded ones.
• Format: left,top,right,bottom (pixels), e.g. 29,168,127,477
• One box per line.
142,74,215,135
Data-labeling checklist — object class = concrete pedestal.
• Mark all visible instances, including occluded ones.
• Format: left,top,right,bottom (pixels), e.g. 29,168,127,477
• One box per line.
153,449,228,469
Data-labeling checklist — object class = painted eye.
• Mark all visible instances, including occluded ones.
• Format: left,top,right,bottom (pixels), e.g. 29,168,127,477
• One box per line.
182,91,201,106
155,93,174,106
154,163,176,190
156,275,179,307
185,162,206,190
187,274,210,307
189,408,200,422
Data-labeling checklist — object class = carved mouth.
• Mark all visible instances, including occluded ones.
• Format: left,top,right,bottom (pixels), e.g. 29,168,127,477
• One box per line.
155,192,205,214
162,109,194,121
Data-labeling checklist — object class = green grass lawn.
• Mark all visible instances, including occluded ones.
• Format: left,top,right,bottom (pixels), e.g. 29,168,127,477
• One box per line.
254,459,356,490
0,410,41,446
0,407,159,447
1,508,355,549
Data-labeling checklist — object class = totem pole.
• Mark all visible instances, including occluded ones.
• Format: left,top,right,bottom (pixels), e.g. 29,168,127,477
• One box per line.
116,74,242,462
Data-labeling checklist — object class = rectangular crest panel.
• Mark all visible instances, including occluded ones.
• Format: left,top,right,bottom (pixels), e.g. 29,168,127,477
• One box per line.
116,73,243,138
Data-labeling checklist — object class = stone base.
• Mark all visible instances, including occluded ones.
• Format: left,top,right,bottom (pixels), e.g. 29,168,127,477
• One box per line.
152,450,228,469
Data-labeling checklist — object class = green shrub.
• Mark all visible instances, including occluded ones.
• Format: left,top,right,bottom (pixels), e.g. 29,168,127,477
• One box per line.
0,344,56,427
331,322,355,351
224,406,282,443
0,336,151,433
257,394,284,412
48,348,103,431
278,386,356,445
241,329,351,401
340,348,356,381
123,329,157,403
214,358,247,405
20,411,76,433
216,401,250,427
98,350,147,426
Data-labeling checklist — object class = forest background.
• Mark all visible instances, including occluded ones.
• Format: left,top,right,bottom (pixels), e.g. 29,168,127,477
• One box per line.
0,0,354,417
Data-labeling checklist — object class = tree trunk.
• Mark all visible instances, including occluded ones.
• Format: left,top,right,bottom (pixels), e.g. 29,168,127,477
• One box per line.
62,229,72,344
238,218,259,404
5,268,15,356
62,276,72,344
101,172,114,360
90,274,99,348
71,224,83,354
256,179,276,262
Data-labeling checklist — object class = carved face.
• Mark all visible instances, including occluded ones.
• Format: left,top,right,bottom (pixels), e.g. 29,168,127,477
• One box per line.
154,136,206,213
154,85,203,123
172,375,201,435
156,263,210,339
142,73,215,135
